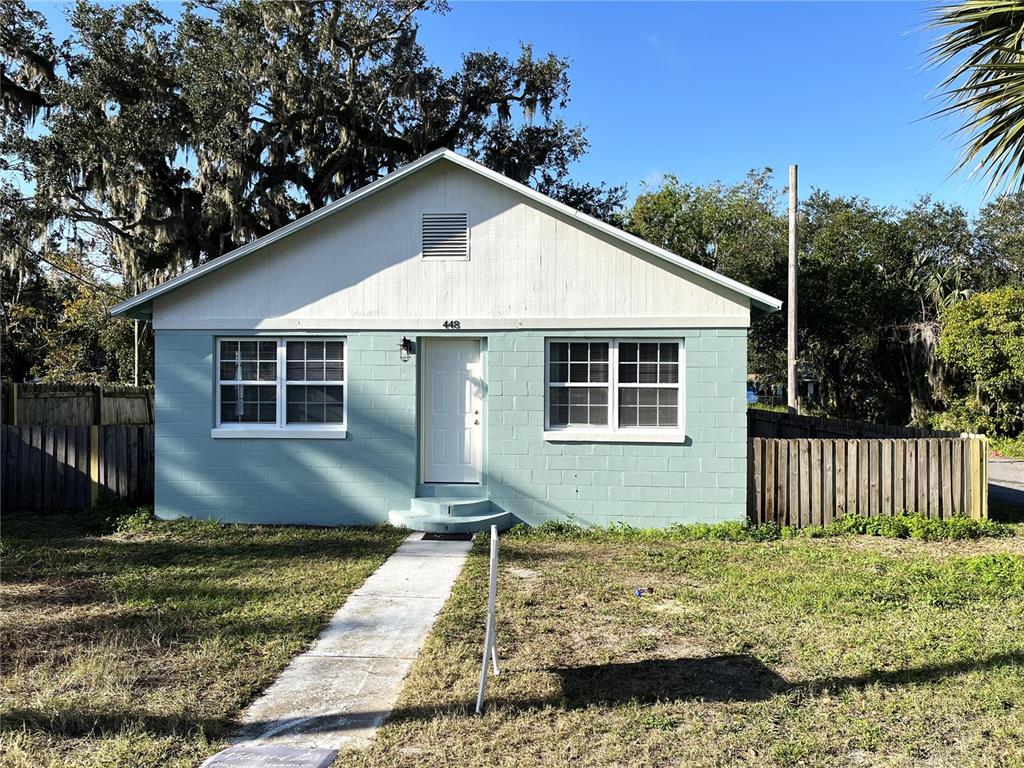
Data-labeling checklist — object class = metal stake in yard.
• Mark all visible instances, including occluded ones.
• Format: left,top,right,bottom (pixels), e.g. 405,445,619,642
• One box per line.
475,524,500,715
787,163,799,415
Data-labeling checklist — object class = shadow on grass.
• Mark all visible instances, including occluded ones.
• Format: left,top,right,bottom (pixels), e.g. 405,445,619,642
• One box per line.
6,650,1024,742
551,654,786,705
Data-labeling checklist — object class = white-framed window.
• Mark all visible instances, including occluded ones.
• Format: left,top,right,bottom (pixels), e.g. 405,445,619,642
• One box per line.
544,338,685,441
215,337,346,436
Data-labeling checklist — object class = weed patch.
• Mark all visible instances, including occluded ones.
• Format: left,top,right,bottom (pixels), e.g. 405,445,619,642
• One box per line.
511,513,1013,543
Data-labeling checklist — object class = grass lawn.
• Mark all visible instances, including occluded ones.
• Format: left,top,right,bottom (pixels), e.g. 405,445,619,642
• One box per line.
0,511,407,768
342,528,1024,768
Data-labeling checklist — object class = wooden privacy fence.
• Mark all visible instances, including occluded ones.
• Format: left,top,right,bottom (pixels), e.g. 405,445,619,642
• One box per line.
2,382,154,426
2,425,154,510
748,409,961,440
749,437,989,527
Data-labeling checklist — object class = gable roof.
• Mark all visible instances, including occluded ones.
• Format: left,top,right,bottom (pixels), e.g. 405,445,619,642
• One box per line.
111,149,782,319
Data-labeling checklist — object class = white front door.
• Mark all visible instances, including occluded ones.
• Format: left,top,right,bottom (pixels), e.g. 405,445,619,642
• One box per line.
422,338,483,483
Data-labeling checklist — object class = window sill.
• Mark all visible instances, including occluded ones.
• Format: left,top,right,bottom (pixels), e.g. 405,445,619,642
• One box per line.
211,427,347,440
543,430,686,444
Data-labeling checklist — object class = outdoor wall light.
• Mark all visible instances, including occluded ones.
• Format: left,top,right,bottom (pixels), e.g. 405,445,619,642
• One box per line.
399,336,416,362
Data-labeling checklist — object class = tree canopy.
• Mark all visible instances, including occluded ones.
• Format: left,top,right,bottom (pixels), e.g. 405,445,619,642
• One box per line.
2,0,623,291
623,174,1022,427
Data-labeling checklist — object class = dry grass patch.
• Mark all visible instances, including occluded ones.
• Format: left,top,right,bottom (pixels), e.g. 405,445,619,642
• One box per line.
341,530,1024,768
0,511,406,768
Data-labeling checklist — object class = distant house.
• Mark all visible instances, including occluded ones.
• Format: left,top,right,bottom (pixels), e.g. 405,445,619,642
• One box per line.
112,150,781,532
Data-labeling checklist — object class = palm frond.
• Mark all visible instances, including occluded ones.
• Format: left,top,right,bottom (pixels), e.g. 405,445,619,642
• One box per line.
929,0,1024,195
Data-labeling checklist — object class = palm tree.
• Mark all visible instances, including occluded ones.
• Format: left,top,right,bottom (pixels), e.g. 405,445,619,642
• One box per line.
931,1,1024,194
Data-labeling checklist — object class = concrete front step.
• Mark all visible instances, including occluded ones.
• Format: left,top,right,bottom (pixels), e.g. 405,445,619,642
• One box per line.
388,508,514,534
416,484,489,499
410,497,491,517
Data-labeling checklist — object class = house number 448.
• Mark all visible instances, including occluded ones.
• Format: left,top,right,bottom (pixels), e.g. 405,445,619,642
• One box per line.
442,320,462,330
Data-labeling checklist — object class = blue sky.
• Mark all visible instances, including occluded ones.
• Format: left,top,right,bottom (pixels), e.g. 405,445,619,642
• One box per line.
31,1,984,213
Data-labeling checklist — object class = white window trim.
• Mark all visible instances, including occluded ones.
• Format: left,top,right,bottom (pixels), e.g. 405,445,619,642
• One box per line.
543,338,686,444
212,337,348,439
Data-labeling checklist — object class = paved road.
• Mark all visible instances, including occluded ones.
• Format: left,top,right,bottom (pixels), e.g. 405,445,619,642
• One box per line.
990,457,1024,518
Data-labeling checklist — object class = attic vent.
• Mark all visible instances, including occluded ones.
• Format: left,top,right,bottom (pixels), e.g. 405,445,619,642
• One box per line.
422,213,470,260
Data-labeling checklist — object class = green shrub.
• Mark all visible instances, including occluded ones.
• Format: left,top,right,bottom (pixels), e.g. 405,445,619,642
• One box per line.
990,434,1024,458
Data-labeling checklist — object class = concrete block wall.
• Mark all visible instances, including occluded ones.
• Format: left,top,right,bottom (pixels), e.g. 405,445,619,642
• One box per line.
154,331,417,525
483,329,748,527
155,327,747,527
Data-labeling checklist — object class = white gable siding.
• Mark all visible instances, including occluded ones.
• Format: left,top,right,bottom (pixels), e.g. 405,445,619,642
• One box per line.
152,163,750,329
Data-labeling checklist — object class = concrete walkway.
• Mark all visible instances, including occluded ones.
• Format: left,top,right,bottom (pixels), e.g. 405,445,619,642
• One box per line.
233,533,472,750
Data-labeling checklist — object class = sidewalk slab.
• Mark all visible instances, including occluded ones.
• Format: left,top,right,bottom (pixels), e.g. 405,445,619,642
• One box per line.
233,532,472,750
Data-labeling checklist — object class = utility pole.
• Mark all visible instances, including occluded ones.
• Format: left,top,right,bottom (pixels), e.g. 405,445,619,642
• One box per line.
787,164,799,415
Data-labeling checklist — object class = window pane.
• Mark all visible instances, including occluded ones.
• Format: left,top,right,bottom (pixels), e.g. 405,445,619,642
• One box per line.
325,360,343,381
569,388,589,405
306,361,325,381
240,341,258,359
617,387,678,428
220,362,237,381
285,385,345,425
220,384,275,423
285,340,344,382
259,341,277,359
620,406,637,427
258,362,276,381
619,364,637,383
549,386,607,427
550,405,569,425
638,363,659,383
660,364,679,384
619,342,638,362
638,343,659,362
552,341,609,384
660,343,678,362
241,362,258,380
569,363,589,383
638,406,658,426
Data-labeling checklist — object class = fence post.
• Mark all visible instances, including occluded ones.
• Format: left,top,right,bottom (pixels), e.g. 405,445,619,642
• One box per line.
89,425,100,506
966,437,988,520
8,382,18,426
93,385,104,426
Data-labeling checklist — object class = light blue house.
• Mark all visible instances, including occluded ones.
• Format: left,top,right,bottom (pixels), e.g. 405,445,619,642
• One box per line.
112,150,781,532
